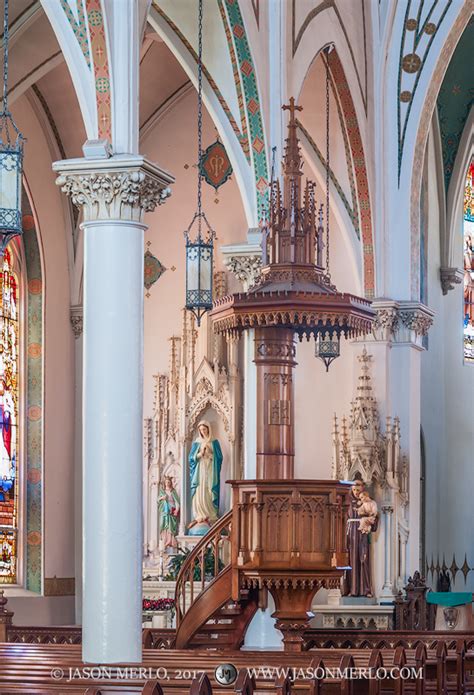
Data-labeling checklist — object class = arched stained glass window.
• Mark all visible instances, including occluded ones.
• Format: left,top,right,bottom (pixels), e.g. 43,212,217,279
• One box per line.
464,161,474,363
0,248,19,583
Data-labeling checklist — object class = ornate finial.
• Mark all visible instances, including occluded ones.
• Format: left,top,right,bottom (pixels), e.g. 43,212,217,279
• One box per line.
357,347,372,365
282,98,303,177
356,348,373,397
282,97,303,123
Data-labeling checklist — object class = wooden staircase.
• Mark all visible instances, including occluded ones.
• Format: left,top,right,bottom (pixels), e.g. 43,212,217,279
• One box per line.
174,512,258,649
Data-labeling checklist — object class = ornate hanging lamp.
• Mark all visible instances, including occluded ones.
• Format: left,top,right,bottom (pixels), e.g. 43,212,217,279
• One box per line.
184,0,216,326
0,0,24,255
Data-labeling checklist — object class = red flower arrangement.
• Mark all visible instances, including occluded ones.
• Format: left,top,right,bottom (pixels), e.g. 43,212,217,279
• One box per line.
142,598,175,612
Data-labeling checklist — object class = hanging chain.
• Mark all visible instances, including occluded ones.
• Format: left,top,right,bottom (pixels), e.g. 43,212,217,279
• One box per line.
2,0,8,113
325,46,331,277
196,0,203,237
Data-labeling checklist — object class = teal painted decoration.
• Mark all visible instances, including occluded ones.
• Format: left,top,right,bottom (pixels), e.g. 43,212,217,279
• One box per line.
437,16,474,191
199,139,233,191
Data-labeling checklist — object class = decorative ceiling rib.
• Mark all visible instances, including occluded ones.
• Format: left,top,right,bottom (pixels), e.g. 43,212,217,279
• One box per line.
152,0,268,219
397,0,454,180
152,1,251,161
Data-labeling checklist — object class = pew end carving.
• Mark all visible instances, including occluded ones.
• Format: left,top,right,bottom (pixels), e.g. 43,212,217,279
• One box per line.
394,571,436,630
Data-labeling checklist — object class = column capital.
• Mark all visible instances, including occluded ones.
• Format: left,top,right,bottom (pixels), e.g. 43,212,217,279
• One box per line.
70,304,83,339
221,229,262,291
53,155,174,223
398,302,434,337
370,299,434,348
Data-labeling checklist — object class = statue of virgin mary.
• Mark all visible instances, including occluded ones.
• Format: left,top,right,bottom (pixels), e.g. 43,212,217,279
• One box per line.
188,420,223,536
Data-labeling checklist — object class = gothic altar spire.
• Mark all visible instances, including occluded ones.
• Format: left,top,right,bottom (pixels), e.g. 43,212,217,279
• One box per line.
260,99,326,285
282,98,303,180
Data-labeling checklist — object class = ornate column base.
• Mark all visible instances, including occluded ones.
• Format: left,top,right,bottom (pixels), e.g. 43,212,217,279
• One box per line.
268,582,319,652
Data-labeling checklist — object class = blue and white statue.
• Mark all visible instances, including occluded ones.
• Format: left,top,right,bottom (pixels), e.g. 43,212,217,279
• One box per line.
188,420,222,535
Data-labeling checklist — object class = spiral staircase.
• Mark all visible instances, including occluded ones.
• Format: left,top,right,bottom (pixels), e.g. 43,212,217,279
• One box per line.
174,512,258,649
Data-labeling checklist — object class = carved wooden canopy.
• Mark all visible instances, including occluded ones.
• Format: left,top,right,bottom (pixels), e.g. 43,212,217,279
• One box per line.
212,288,374,339
212,100,374,339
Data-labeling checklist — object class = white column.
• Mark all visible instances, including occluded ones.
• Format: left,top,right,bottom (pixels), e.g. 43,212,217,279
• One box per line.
147,465,159,558
367,300,434,580
243,330,257,478
54,155,173,663
380,506,394,598
400,533,408,586
70,305,83,625
179,440,189,535
84,217,144,662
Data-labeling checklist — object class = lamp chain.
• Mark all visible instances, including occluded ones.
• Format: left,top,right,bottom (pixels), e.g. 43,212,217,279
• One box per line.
2,0,9,115
197,0,203,237
325,47,330,277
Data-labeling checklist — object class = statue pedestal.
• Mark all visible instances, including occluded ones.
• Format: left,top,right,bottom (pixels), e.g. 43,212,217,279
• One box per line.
175,535,204,551
340,596,377,606
187,522,211,537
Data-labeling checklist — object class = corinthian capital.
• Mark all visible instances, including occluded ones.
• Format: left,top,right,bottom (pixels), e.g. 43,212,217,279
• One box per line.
53,155,174,223
398,304,434,337
221,232,263,291
368,299,434,347
225,254,262,290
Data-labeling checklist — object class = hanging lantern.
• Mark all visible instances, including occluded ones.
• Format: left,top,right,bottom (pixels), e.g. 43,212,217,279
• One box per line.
0,0,25,255
185,213,215,325
184,0,215,326
315,332,341,372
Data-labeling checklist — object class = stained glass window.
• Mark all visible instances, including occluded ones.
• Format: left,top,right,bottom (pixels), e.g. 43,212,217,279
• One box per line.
0,248,19,583
464,162,474,364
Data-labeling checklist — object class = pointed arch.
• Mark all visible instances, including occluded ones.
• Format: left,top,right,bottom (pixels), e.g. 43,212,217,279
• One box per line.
408,6,472,299
297,46,375,298
148,0,268,226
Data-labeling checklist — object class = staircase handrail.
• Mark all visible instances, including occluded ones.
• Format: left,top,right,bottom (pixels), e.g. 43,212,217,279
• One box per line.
175,511,232,628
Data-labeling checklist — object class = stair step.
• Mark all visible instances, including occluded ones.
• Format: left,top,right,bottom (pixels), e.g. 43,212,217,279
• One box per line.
218,607,243,616
200,623,236,631
191,635,235,646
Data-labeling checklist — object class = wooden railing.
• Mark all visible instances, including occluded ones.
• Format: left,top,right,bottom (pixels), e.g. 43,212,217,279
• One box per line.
175,511,232,628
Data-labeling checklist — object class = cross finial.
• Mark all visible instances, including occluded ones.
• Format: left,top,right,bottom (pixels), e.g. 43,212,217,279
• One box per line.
282,97,302,125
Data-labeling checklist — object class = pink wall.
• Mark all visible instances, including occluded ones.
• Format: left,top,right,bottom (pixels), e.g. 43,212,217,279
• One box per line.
141,89,248,416
11,96,75,622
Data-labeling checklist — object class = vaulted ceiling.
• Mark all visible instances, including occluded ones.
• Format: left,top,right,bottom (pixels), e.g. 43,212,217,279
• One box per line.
436,14,474,191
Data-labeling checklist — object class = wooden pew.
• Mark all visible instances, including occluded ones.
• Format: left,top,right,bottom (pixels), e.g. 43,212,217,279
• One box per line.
0,641,467,694
190,673,213,695
234,670,256,695
142,681,164,695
